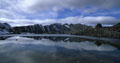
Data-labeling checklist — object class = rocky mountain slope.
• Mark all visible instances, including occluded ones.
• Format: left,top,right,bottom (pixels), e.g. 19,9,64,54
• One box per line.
0,23,11,34
11,23,92,34
0,22,120,38
112,23,120,32
11,23,70,34
73,23,120,38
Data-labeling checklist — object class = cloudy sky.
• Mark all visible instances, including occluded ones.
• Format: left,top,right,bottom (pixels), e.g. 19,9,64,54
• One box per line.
0,0,120,26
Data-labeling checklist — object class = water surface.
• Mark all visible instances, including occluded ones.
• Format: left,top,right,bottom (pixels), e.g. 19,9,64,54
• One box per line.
0,35,120,63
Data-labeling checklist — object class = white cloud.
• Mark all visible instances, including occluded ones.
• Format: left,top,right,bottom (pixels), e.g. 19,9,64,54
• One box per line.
0,0,25,19
0,0,120,26
0,9,25,19
60,16,119,25
0,16,119,26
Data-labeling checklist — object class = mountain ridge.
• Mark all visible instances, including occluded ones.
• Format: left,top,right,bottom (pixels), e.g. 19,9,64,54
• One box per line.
0,22,120,38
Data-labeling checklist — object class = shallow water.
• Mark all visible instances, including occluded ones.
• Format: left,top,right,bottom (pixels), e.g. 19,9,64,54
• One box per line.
0,35,120,63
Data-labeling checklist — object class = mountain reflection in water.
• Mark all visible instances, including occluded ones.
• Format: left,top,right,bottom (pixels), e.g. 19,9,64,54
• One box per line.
0,35,120,63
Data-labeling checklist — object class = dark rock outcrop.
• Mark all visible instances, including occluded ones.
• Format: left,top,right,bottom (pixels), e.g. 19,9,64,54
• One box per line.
95,23,103,29
64,23,93,34
112,23,120,32
11,23,92,34
74,23,120,38
12,23,70,34
0,23,11,34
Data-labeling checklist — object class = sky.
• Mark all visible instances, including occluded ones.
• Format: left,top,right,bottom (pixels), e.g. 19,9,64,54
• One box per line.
0,0,120,26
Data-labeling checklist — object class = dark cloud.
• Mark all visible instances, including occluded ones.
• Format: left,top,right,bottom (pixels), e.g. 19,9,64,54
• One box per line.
19,0,120,13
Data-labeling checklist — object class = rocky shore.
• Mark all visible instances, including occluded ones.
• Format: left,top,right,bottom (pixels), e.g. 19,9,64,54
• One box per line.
73,28,120,38
68,23,120,38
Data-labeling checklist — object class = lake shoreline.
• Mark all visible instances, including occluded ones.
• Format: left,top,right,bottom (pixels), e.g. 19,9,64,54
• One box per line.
0,34,119,42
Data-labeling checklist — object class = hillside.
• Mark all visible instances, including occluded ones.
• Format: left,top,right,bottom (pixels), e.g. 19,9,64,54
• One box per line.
0,22,120,38
0,23,11,34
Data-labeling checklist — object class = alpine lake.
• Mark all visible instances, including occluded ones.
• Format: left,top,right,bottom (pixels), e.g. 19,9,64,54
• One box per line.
0,34,120,63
